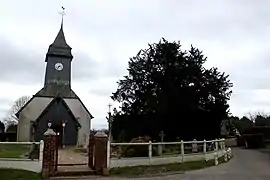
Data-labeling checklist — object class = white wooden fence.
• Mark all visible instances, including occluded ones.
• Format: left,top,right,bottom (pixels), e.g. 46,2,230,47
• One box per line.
109,138,229,168
0,141,44,172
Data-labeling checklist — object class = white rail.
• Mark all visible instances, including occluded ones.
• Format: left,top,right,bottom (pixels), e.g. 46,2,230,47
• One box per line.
109,138,227,168
0,140,44,172
0,141,40,145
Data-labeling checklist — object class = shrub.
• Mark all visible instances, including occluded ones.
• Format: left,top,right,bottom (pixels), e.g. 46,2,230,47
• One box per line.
121,136,157,157
243,126,270,139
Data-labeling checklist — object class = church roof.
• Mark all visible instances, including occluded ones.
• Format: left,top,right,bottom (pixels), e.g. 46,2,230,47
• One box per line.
35,96,81,128
52,23,70,48
46,19,73,61
35,85,77,98
16,88,94,119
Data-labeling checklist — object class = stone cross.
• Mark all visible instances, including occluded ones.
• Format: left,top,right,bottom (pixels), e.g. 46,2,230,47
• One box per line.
108,103,112,114
159,130,165,142
158,131,165,156
107,103,113,142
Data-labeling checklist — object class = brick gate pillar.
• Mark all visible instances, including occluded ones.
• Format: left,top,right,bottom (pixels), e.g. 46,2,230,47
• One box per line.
88,133,95,169
94,131,109,176
42,123,57,179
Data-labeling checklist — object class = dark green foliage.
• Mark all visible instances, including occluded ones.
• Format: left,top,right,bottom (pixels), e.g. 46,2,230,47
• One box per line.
0,132,17,142
234,116,254,134
0,121,5,133
111,38,233,141
6,124,17,133
254,115,270,126
239,126,270,148
243,126,270,139
121,136,152,157
222,116,254,136
242,134,265,149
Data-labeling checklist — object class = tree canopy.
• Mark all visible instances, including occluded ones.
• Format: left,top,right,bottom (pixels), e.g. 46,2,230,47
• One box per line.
6,124,17,133
0,121,5,133
111,38,233,141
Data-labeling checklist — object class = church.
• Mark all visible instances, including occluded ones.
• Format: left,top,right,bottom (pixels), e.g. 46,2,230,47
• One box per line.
15,16,93,147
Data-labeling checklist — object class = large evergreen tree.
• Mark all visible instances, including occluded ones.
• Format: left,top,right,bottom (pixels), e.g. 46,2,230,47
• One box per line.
0,121,5,133
111,38,233,141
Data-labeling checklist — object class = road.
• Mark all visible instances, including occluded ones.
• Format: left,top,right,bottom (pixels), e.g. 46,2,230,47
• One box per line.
57,148,270,180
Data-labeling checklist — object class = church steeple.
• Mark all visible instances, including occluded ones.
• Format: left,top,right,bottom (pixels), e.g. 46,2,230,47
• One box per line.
45,8,73,62
43,7,73,87
52,20,70,48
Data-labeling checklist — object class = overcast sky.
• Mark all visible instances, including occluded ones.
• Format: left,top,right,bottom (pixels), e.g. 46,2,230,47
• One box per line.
0,0,270,129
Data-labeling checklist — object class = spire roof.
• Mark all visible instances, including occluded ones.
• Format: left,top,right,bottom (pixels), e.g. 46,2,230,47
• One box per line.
52,18,71,49
46,11,73,61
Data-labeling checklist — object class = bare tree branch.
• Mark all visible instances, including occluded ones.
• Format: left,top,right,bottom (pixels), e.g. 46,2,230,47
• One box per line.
3,96,31,125
11,96,31,115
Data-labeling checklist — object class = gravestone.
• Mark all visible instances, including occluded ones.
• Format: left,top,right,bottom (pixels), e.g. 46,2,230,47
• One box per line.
158,131,166,156
192,139,198,152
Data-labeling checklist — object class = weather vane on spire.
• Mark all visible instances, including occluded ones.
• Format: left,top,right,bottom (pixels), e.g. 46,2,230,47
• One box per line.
59,6,66,25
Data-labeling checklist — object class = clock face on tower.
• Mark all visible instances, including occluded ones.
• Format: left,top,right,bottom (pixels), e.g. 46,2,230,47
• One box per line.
55,63,64,71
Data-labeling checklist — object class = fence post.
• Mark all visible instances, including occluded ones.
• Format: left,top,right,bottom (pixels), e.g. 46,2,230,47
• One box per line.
203,139,206,161
215,139,218,151
107,137,111,169
223,150,227,162
181,140,184,163
94,132,109,176
214,152,218,165
219,139,223,150
148,141,152,165
39,140,44,163
222,139,226,150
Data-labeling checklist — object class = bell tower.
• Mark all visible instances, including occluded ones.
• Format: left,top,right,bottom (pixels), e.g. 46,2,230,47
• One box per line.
44,9,73,87
35,7,77,98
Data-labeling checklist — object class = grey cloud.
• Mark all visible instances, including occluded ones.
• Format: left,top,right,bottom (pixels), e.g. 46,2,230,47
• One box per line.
0,37,44,85
0,97,12,104
72,51,101,81
101,58,128,79
89,87,113,97
226,52,270,91
0,36,104,85
70,0,270,43
92,117,108,130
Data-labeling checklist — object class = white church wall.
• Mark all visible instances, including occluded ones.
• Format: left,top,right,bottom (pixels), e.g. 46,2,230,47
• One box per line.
17,97,53,142
64,98,91,147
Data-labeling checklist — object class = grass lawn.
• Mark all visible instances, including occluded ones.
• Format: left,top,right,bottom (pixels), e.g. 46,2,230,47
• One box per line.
110,156,228,177
0,144,30,158
0,168,41,180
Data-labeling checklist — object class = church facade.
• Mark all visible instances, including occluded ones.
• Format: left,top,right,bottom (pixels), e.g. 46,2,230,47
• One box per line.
16,20,93,147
